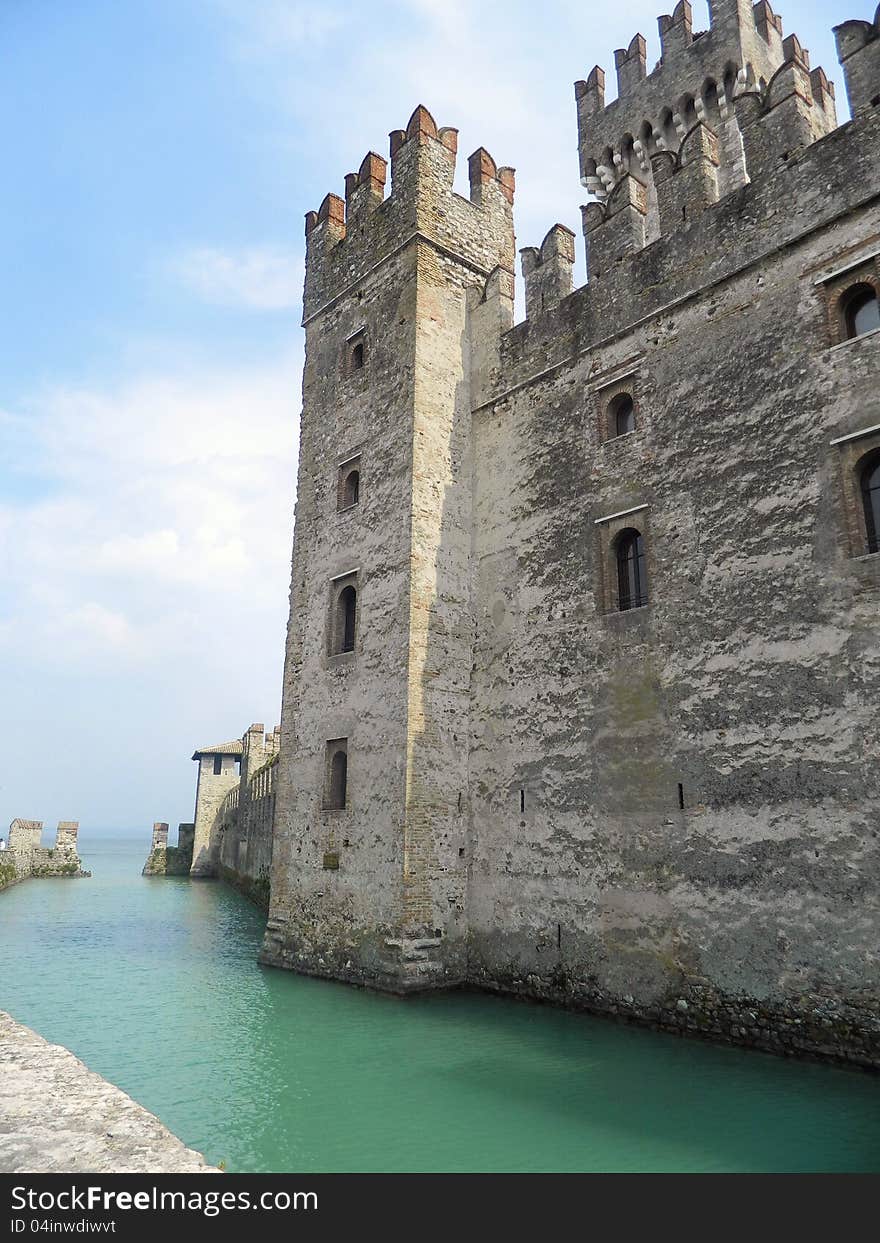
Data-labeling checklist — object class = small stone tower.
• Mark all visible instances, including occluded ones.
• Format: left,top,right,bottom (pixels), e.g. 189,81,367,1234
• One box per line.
262,106,516,990
190,739,242,877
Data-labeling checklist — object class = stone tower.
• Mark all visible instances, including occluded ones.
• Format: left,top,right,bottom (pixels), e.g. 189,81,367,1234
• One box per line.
261,107,515,990
190,738,242,877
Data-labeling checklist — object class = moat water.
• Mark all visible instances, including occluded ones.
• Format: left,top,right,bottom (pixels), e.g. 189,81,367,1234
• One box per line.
2,836,879,1172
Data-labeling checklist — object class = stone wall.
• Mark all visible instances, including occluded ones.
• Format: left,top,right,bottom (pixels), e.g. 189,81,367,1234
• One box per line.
142,822,194,877
263,3,880,1067
262,106,516,989
1,821,88,891
149,726,279,906
216,734,278,910
0,1010,217,1173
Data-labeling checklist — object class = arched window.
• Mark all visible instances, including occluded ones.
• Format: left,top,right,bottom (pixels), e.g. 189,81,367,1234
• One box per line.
330,750,347,809
336,585,357,653
611,394,636,437
324,739,348,810
616,529,648,610
861,453,880,554
842,284,880,339
343,469,359,507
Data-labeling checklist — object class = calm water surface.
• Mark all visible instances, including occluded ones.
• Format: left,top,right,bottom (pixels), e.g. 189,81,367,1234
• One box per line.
1,836,879,1172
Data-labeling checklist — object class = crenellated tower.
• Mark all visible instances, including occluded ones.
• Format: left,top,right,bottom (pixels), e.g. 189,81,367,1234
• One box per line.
262,106,515,991
255,3,880,1067
575,1,837,244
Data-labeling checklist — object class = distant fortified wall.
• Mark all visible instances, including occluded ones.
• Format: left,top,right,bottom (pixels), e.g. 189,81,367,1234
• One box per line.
144,723,279,908
1,820,89,891
142,822,194,877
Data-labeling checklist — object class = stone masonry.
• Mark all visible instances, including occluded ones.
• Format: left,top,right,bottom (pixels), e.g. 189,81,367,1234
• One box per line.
1,820,89,891
148,725,279,908
258,1,880,1067
0,1011,217,1173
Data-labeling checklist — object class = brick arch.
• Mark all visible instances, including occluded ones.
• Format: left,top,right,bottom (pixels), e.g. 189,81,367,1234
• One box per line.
830,274,880,343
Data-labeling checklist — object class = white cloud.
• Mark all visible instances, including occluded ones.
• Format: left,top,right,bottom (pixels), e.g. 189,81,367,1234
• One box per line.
168,245,305,310
0,350,301,676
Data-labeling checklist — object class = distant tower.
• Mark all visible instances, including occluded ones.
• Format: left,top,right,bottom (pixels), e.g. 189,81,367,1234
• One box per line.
189,739,242,877
262,106,516,990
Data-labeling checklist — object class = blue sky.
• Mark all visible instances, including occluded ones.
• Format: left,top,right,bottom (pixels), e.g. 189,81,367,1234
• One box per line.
0,1,853,834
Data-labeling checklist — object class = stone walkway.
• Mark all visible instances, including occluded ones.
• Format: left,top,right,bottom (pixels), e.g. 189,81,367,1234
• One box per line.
0,1010,217,1173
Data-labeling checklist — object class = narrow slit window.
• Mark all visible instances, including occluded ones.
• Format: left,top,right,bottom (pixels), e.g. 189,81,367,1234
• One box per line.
337,585,357,653
344,469,359,506
329,573,359,657
324,740,348,810
337,456,362,511
213,755,222,775
345,334,367,375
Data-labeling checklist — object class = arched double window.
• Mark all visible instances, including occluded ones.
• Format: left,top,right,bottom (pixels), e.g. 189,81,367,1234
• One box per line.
841,283,880,340
616,529,648,611
861,451,880,554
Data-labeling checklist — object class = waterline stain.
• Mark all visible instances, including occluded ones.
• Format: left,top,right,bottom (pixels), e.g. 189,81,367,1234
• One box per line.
1,837,879,1173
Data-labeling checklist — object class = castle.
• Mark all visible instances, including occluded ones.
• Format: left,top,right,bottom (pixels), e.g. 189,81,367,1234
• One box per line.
167,2,880,1066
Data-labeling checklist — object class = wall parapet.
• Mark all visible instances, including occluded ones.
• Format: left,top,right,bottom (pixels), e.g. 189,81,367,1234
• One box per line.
2,820,88,890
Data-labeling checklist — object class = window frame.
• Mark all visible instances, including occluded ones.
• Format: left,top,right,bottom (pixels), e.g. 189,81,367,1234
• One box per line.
343,330,367,378
337,453,362,512
594,504,652,616
327,570,359,662
615,527,649,611
859,448,880,555
594,370,642,445
819,255,880,348
323,738,349,811
842,283,880,340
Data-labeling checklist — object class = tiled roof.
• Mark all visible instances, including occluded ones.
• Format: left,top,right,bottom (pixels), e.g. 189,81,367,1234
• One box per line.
191,739,243,759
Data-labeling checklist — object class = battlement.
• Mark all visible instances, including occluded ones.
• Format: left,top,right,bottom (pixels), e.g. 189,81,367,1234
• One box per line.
3,819,87,885
151,821,169,850
303,105,515,321
514,4,855,330
835,5,880,115
575,0,836,208
8,819,43,855
489,96,879,406
54,821,79,852
143,821,194,876
520,224,576,319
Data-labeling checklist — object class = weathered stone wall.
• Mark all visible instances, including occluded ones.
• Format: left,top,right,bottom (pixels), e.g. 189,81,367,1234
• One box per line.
0,1010,217,1173
2,820,88,890
217,735,277,910
190,752,240,877
148,727,278,904
264,5,880,1065
262,107,515,989
143,822,194,877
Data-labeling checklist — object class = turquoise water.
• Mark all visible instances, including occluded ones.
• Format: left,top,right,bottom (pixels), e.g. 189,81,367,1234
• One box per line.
1,836,879,1173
